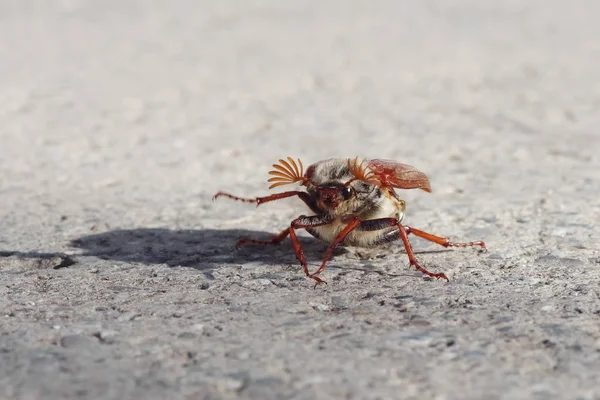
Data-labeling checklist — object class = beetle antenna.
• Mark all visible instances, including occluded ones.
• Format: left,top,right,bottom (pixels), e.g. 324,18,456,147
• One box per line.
347,157,379,186
268,157,312,189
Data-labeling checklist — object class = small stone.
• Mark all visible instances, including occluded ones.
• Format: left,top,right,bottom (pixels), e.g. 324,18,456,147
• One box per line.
52,256,77,270
117,312,139,322
409,319,431,327
536,255,584,267
93,330,118,344
331,296,347,310
400,333,433,346
441,351,460,361
225,377,246,392
226,349,250,360
52,325,61,330
361,291,377,300
542,339,555,348
60,334,98,349
240,262,262,270
242,279,272,289
220,372,249,392
178,332,197,339
551,227,567,237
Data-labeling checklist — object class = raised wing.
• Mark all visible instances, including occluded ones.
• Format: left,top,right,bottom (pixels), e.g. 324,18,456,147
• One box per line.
367,159,431,192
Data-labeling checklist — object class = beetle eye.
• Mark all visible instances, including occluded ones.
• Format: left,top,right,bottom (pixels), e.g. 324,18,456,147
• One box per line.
342,186,353,200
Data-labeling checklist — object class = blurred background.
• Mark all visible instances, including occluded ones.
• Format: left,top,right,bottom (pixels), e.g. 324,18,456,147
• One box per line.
2,1,598,218
2,0,599,253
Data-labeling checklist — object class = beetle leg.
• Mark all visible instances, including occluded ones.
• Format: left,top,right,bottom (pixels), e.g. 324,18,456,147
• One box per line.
288,215,333,287
309,217,361,282
215,191,322,247
404,226,487,251
397,223,449,281
213,191,320,213
354,218,448,281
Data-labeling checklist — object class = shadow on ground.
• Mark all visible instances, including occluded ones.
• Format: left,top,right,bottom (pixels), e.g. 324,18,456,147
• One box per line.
68,228,339,276
1,229,453,280
65,228,455,280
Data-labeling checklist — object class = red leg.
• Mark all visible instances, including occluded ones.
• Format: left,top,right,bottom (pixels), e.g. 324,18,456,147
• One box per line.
214,191,296,248
405,226,486,251
289,227,312,281
287,215,333,287
213,191,303,206
235,228,290,248
309,217,361,285
397,223,448,281
352,218,450,280
213,191,320,213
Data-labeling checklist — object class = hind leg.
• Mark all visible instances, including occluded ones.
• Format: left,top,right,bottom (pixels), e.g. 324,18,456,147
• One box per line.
404,226,486,250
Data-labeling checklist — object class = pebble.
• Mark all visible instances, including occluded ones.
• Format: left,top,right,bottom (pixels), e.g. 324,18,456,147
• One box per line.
536,255,584,267
60,334,98,349
331,296,347,310
94,330,118,344
241,279,272,290
178,332,197,339
226,349,251,360
117,312,139,322
220,372,249,392
240,262,262,270
399,333,434,346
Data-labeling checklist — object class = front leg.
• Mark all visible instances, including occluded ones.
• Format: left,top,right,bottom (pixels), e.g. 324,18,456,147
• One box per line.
214,190,322,248
213,191,320,213
309,217,361,281
288,215,333,287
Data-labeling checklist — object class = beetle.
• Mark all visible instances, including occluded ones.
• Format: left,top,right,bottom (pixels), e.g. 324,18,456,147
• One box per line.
213,157,486,286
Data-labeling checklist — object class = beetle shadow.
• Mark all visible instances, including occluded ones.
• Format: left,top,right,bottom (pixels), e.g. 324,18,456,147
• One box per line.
69,228,340,279
68,228,455,280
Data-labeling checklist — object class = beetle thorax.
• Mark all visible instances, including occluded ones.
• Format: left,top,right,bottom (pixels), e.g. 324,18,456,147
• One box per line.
304,159,403,220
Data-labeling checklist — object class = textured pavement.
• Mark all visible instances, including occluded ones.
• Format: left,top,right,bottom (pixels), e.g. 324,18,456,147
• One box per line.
1,1,600,399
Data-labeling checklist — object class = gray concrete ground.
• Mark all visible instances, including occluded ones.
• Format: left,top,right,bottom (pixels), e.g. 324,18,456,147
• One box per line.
1,1,600,399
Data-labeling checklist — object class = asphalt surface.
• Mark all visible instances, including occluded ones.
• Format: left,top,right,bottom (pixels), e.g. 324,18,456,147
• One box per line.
1,1,600,399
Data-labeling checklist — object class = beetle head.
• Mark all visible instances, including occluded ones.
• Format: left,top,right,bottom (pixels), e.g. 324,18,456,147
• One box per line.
314,183,354,211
